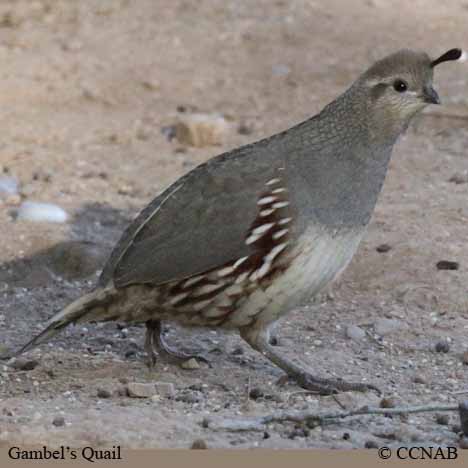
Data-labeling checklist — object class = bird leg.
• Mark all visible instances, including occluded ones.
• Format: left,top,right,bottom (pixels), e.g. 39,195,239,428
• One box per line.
240,325,380,395
144,320,210,367
144,320,159,368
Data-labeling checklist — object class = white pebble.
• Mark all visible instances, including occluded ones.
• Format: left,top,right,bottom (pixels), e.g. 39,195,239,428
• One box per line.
374,318,403,336
17,201,68,223
346,325,366,341
0,176,18,196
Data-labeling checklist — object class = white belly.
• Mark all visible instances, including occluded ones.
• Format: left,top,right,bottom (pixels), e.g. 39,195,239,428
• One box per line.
225,225,365,328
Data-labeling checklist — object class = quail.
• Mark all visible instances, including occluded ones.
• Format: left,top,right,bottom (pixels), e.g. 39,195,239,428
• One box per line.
18,48,462,394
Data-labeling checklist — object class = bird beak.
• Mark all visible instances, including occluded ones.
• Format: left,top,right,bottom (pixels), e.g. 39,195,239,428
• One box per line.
422,86,440,105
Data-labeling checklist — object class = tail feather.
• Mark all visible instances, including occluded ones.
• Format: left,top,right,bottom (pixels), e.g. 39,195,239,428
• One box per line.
17,287,115,356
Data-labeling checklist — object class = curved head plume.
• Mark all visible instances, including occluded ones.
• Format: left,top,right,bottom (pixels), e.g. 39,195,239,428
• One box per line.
431,48,463,68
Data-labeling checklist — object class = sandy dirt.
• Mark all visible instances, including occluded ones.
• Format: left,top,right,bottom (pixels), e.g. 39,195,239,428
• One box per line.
0,0,467,449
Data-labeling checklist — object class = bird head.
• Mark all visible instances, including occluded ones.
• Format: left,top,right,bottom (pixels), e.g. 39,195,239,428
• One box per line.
357,48,462,135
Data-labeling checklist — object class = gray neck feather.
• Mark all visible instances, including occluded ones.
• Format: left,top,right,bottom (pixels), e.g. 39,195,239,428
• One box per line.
280,84,403,232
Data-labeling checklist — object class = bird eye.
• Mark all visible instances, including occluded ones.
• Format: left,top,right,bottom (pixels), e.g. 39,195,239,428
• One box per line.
393,79,408,93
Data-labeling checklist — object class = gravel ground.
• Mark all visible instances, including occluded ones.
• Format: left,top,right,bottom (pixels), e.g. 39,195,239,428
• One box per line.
0,0,467,449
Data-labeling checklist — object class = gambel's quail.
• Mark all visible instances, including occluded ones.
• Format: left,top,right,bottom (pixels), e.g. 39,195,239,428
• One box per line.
18,48,462,394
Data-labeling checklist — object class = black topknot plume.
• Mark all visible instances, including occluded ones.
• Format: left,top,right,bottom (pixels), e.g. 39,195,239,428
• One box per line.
431,48,463,68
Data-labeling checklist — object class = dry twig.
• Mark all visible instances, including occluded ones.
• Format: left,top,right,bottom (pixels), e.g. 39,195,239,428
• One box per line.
204,404,459,432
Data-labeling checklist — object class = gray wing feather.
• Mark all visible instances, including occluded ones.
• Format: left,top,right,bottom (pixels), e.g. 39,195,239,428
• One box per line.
99,141,284,288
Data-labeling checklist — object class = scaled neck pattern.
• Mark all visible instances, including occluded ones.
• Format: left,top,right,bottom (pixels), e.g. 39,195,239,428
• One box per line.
284,85,401,231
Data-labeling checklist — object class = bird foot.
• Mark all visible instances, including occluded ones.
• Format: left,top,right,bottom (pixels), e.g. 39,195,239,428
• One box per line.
156,344,211,368
144,319,211,368
293,373,381,395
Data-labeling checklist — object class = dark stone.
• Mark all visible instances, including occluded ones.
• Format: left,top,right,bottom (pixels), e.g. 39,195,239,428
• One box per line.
365,440,379,449
9,358,39,371
97,388,112,399
52,415,65,427
249,387,264,400
436,260,459,271
435,341,450,353
376,243,392,253
190,439,208,449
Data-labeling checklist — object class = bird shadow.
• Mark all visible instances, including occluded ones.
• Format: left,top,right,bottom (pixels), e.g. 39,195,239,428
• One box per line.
0,202,132,289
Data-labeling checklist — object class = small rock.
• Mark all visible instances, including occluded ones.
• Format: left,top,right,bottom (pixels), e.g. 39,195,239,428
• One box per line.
154,382,175,398
435,340,450,353
175,113,229,147
96,387,112,399
374,318,403,336
52,415,65,427
126,382,157,398
395,426,425,442
460,437,468,450
180,358,200,370
4,194,21,205
380,397,397,408
272,64,290,76
449,172,468,184
462,351,468,365
452,424,461,434
435,414,450,425
288,426,309,439
32,169,53,183
238,123,253,135
0,176,19,196
191,439,208,449
161,125,177,141
269,336,279,346
345,325,366,341
249,387,264,400
188,383,204,392
176,391,202,404
116,385,128,397
376,243,392,253
436,260,459,271
364,440,379,449
231,346,244,355
16,201,68,223
141,79,160,91
9,357,39,371
413,374,427,385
